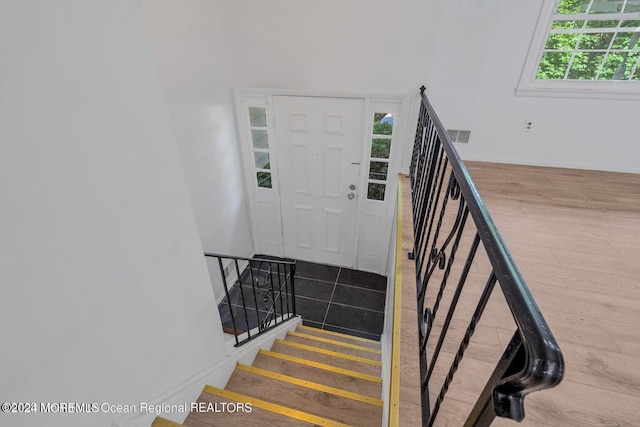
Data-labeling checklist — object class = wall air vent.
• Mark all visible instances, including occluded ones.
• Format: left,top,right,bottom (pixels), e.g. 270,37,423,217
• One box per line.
447,129,471,144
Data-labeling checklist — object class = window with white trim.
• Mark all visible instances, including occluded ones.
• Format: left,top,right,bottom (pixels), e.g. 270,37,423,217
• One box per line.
518,0,640,97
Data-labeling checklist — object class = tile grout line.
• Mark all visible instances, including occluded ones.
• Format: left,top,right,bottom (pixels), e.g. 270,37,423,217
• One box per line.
295,272,386,292
295,274,338,285
294,295,386,314
333,281,387,294
329,301,385,314
322,322,381,341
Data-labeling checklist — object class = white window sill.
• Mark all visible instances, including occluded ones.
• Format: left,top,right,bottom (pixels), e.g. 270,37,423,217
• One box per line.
516,81,640,101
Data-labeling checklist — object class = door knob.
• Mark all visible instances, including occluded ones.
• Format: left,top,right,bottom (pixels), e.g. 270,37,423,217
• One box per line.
347,193,355,200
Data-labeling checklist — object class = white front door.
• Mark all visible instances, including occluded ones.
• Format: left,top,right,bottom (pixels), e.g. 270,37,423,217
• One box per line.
274,96,364,267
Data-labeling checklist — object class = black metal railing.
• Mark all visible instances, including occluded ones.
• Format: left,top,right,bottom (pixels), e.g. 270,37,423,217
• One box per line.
409,86,564,426
204,253,297,347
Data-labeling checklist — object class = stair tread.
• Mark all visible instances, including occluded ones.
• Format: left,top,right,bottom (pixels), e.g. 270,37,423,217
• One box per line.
225,368,382,426
285,333,382,362
183,388,319,426
254,350,382,398
296,325,381,350
271,341,381,377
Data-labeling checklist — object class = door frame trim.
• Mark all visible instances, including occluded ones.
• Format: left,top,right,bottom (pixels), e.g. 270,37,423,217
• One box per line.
234,88,413,274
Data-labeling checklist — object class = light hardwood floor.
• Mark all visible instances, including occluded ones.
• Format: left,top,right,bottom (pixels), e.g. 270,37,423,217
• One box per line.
398,162,640,427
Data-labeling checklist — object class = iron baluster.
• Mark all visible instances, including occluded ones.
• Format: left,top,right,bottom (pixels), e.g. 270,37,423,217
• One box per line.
290,263,297,317
217,257,239,346
417,154,449,278
266,261,278,327
409,86,563,426
234,259,251,340
424,205,470,342
430,273,498,427
424,233,481,382
205,253,297,347
417,189,466,304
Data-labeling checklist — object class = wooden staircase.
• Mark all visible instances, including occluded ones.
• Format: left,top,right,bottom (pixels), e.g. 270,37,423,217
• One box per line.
153,324,383,426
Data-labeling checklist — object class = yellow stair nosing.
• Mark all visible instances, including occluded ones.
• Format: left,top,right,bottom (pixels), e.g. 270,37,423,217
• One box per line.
274,338,382,366
258,349,382,383
202,385,350,427
236,363,383,407
287,331,382,354
151,416,186,427
296,325,381,345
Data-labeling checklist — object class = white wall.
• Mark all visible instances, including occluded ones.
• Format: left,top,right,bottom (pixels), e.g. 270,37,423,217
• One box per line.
0,2,226,426
221,0,443,94
140,1,256,300
427,0,640,174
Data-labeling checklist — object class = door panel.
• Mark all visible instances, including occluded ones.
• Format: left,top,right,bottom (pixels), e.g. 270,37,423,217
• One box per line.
295,205,312,248
274,96,364,267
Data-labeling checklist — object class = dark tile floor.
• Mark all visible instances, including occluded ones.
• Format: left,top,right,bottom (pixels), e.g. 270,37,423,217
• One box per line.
218,259,387,341
293,261,387,340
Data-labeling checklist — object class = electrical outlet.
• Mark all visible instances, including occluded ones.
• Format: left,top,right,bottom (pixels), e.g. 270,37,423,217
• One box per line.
523,120,533,132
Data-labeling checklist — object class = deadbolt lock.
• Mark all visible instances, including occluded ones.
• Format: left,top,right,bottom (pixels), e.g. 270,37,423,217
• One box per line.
349,184,356,190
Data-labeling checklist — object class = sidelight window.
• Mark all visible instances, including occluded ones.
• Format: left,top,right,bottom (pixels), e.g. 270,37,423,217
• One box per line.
248,107,272,188
366,113,394,201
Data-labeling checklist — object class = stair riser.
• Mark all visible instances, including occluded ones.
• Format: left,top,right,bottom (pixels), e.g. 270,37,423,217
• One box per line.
285,335,381,361
295,325,382,350
270,342,382,377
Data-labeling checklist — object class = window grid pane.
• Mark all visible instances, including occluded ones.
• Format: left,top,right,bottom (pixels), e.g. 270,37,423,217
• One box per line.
254,152,271,170
369,161,389,181
557,0,591,14
251,129,269,149
256,172,272,189
622,51,640,77
578,32,614,49
631,53,640,77
589,1,626,14
372,113,394,135
371,138,392,159
539,2,640,80
568,52,607,78
249,107,267,128
626,1,640,13
367,183,386,201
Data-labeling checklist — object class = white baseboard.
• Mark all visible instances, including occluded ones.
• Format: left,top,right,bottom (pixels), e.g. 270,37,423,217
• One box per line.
111,316,302,427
